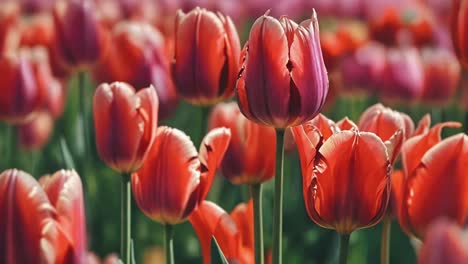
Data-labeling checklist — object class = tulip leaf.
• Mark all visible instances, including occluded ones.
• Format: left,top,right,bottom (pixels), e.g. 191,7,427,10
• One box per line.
211,236,228,264
131,239,136,264
60,137,76,169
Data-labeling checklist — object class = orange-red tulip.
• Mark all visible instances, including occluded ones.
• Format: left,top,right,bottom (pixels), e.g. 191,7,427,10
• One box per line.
53,0,109,68
236,11,328,128
132,126,231,224
292,115,399,234
209,102,276,184
0,2,19,54
93,82,158,173
418,219,468,264
39,170,87,264
398,115,467,239
0,50,47,124
173,7,240,106
94,21,178,119
451,0,468,68
189,200,254,264
0,169,87,264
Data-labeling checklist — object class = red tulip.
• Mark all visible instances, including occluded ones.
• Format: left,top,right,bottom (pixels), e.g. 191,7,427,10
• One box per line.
0,50,47,124
17,111,54,150
418,219,468,264
209,102,276,184
94,21,178,120
172,7,241,106
189,200,254,264
0,169,72,263
53,0,109,68
39,170,87,264
0,2,19,54
93,82,158,173
132,126,231,224
291,115,399,234
421,48,461,105
451,0,468,68
236,11,328,128
398,115,468,239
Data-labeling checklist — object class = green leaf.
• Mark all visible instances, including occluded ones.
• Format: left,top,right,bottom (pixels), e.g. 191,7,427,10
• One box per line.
211,236,228,264
60,137,76,169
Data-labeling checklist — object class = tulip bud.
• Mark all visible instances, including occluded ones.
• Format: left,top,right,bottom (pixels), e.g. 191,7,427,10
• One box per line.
421,48,461,104
380,47,424,101
209,102,276,184
94,21,178,120
451,0,468,68
132,126,230,225
0,49,47,124
93,82,158,173
237,11,329,128
53,0,109,68
173,7,241,106
418,219,468,264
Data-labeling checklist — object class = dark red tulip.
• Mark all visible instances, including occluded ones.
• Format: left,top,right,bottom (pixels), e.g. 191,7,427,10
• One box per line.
209,102,276,184
132,126,231,224
0,50,47,124
237,11,328,128
398,115,467,239
0,169,65,263
451,0,468,68
94,21,178,120
39,170,87,264
93,82,159,173
421,48,461,104
189,200,254,264
21,0,55,14
53,0,109,68
418,219,468,264
292,115,399,234
173,7,241,106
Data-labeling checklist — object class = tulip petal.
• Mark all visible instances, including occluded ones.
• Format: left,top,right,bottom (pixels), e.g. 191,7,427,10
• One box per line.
189,201,241,264
402,134,468,238
243,15,290,125
230,200,254,251
132,126,201,224
39,170,87,263
308,113,337,140
336,117,357,131
0,169,59,263
198,127,231,202
311,131,390,234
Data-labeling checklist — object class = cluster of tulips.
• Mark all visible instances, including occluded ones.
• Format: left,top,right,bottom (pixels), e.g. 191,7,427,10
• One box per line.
0,0,468,264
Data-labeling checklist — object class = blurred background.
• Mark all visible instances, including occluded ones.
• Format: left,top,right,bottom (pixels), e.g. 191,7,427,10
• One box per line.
0,0,465,263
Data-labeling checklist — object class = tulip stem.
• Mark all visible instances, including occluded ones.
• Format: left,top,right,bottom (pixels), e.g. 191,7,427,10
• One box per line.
339,234,350,264
121,173,131,264
199,106,211,144
78,71,90,164
164,224,175,264
272,129,285,264
380,217,391,264
250,183,264,264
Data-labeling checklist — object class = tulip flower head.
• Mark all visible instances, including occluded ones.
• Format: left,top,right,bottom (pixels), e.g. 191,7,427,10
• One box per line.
209,102,276,184
172,7,241,106
236,10,329,128
189,200,254,264
93,82,159,173
451,0,468,68
398,115,468,239
132,126,231,225
292,115,400,234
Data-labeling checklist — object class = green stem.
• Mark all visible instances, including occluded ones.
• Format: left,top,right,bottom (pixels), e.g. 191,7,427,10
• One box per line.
339,234,350,264
121,173,131,264
250,183,264,264
272,129,285,264
164,224,175,264
78,71,90,162
381,217,391,264
199,106,211,144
